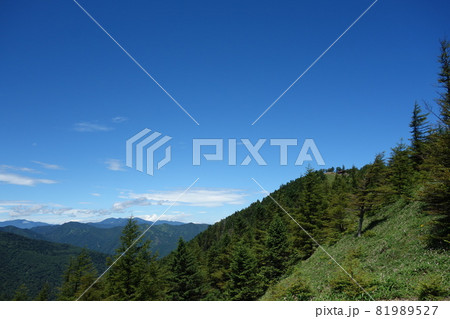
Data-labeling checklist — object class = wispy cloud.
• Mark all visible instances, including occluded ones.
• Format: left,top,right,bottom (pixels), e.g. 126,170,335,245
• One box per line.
113,197,153,211
74,122,112,132
91,193,101,197
139,212,192,222
0,173,57,186
116,188,249,208
105,159,125,171
0,165,39,174
32,161,63,170
2,203,109,218
112,116,127,123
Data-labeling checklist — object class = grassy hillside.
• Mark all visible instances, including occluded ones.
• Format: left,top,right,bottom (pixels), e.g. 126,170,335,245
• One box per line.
0,230,107,300
262,200,450,300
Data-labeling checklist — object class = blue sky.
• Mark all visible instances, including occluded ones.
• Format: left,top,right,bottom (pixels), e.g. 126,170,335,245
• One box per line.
0,0,449,224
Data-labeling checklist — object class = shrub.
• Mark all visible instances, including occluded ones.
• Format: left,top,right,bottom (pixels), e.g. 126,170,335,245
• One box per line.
417,275,448,301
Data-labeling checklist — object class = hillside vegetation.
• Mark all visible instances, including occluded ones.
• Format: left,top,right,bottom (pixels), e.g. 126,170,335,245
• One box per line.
262,200,449,300
0,231,107,300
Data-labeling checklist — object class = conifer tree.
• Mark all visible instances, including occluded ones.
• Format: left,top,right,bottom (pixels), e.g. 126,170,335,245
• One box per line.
354,154,388,237
58,249,100,300
227,242,261,300
388,142,414,198
170,237,204,300
105,218,158,300
421,40,450,248
262,215,290,284
36,282,51,301
295,169,328,256
437,40,450,126
12,284,29,301
326,173,353,242
409,102,429,169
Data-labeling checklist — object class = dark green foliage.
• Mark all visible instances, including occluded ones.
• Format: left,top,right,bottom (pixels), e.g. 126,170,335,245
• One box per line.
353,154,389,237
325,173,355,242
409,102,429,169
104,218,160,300
285,280,313,301
420,40,450,248
169,237,204,300
261,215,290,285
12,284,29,301
58,249,101,300
36,282,51,301
227,242,261,300
388,142,415,198
417,275,448,301
437,40,450,126
0,230,106,300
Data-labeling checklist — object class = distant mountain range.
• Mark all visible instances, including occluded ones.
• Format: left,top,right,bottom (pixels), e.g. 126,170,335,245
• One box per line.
0,217,186,229
0,219,52,229
0,217,209,299
0,218,209,257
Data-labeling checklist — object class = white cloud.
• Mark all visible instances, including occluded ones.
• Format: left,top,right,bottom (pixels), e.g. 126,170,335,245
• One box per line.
74,122,112,132
3,203,109,218
113,197,152,211
31,161,63,170
91,193,101,197
0,165,39,174
138,212,192,222
116,188,249,208
112,116,127,123
0,200,32,206
105,159,125,171
0,173,57,186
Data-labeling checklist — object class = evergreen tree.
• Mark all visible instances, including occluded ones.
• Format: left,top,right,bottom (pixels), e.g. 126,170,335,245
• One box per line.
36,282,51,301
354,154,388,237
261,215,290,284
105,217,158,300
409,102,429,169
294,169,328,257
206,235,232,296
12,284,29,301
227,242,261,300
388,142,415,198
420,40,450,248
326,173,354,242
437,39,450,126
58,249,100,300
170,237,204,300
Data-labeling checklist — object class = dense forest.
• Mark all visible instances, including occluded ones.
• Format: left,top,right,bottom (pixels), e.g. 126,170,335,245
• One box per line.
6,40,450,301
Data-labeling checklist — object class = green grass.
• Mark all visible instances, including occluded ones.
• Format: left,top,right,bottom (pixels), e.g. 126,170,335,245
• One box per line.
262,200,450,300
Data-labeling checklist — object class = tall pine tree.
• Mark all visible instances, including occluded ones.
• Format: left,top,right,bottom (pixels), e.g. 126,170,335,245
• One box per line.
421,40,450,248
169,237,204,300
261,215,290,285
409,102,429,170
105,218,158,300
58,248,100,301
227,242,261,300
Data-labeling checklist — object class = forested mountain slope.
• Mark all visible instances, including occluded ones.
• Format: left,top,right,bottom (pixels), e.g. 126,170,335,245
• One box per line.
0,222,209,257
0,230,107,300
